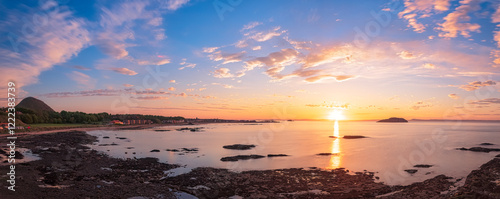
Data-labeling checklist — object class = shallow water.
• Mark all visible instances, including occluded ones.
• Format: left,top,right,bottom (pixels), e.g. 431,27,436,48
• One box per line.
87,121,500,185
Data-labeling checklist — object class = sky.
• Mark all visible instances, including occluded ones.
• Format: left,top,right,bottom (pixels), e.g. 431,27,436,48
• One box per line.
1,0,500,120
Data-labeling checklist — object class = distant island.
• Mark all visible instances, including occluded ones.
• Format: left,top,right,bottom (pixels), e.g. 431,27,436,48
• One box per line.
377,117,408,123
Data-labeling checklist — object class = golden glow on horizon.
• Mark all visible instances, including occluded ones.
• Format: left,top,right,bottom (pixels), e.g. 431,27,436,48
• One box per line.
328,109,345,121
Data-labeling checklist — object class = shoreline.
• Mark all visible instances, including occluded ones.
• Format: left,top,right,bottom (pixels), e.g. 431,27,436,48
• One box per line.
0,130,499,198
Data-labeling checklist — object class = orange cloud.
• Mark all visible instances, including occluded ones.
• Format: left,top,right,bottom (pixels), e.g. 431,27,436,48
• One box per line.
448,94,459,99
111,67,138,75
212,68,234,78
437,0,481,38
458,80,497,91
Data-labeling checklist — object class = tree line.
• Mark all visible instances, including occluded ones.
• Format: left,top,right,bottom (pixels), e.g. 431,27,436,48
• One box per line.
0,107,184,125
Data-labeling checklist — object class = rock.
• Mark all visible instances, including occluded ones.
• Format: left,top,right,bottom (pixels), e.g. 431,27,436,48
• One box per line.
181,148,199,152
457,147,500,153
103,136,110,139
455,158,500,197
116,137,127,140
223,144,256,150
496,154,500,158
150,149,160,152
220,155,265,162
14,151,24,159
479,143,494,146
342,135,368,139
377,117,408,123
414,164,433,168
166,149,180,152
154,129,171,132
405,169,418,174
267,154,289,157
316,153,338,156
176,127,203,132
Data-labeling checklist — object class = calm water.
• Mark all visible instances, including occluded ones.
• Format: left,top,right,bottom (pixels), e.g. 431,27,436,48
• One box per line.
87,121,500,185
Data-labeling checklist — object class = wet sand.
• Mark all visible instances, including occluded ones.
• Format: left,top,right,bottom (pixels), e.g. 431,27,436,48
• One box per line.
0,130,499,198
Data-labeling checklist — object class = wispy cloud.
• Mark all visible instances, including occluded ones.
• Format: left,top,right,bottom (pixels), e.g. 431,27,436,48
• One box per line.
448,93,460,99
410,100,434,110
212,83,234,89
111,67,138,75
39,88,214,100
212,68,234,78
455,80,497,91
437,0,481,38
467,98,500,105
304,75,357,83
67,71,96,89
73,65,91,71
0,0,90,89
241,21,262,31
398,0,451,33
178,58,196,70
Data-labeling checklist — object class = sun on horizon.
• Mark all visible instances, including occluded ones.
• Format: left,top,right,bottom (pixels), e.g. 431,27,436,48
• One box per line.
328,109,346,121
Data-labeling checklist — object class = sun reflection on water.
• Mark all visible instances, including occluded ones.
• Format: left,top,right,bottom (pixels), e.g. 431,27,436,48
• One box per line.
327,120,342,169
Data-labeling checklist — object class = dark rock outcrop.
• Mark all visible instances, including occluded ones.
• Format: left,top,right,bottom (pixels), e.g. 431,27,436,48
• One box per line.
454,158,500,198
414,164,433,168
176,127,203,132
223,144,256,150
220,155,265,162
343,135,368,139
316,153,338,156
267,154,289,157
457,147,500,153
405,169,418,174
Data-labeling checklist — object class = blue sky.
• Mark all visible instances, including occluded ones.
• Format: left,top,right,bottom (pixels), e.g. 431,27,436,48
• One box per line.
1,0,500,120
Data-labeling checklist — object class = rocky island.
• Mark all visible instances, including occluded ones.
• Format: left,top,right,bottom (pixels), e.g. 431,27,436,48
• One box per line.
377,117,408,123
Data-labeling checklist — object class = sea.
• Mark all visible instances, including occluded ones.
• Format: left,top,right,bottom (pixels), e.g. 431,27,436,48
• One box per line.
87,121,500,185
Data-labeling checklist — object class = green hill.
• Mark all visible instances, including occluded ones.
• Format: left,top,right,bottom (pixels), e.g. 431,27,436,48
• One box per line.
16,97,55,113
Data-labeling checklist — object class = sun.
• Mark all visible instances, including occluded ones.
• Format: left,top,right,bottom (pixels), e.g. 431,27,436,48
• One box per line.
328,109,345,121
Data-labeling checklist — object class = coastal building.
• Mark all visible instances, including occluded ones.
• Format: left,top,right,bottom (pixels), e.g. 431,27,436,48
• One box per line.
109,120,124,125
123,119,153,125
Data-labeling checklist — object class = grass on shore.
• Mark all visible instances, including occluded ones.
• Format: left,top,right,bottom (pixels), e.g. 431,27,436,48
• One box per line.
28,123,100,128
0,123,104,134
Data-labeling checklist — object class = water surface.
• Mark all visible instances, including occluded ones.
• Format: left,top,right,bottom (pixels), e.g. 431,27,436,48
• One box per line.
88,121,500,185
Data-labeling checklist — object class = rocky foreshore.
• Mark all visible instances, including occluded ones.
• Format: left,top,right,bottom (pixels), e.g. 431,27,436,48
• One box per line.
0,131,499,199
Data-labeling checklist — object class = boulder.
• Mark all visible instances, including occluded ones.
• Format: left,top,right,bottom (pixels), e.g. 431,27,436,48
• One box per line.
223,144,256,150
267,154,289,157
405,169,418,174
220,155,265,162
457,147,500,153
414,164,433,168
